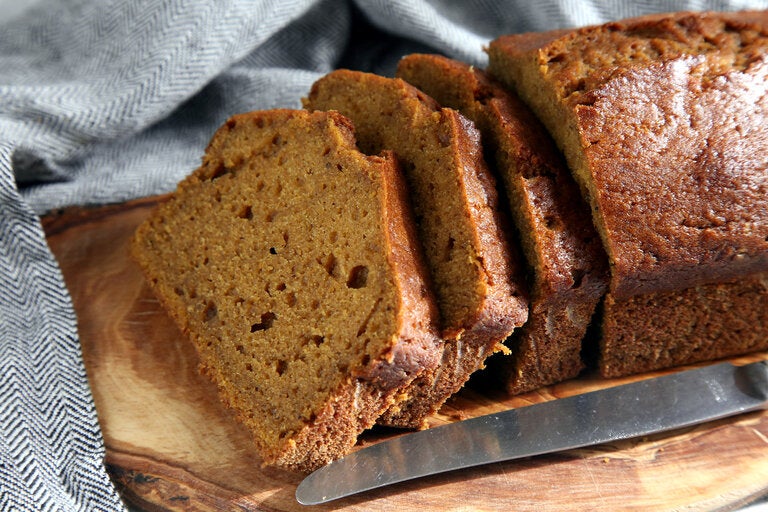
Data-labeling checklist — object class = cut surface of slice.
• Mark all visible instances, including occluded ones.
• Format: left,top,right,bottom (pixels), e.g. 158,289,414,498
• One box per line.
305,70,528,426
131,109,441,470
397,53,607,394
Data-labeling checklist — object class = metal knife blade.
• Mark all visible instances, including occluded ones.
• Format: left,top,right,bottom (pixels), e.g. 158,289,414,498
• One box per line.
296,360,768,505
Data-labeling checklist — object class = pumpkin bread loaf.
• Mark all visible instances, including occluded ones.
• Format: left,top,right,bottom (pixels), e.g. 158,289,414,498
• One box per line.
131,109,442,471
397,53,608,394
305,70,529,426
488,12,768,298
489,12,768,376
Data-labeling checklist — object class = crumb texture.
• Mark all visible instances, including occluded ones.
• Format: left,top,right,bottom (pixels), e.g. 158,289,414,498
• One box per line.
397,53,607,393
131,109,439,471
305,69,528,425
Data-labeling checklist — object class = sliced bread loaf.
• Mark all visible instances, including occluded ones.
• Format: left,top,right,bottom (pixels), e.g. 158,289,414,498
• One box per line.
488,12,768,376
396,54,608,394
305,70,528,426
131,109,441,471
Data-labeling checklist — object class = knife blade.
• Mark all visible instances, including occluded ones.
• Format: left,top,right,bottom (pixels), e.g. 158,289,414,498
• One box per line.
296,360,768,505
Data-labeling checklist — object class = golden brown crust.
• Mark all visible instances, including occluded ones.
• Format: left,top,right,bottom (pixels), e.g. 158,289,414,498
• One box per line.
305,70,528,426
489,11,768,299
489,10,768,379
131,109,441,471
397,54,608,394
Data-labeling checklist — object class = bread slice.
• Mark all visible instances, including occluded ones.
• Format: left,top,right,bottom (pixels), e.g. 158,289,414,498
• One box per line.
489,12,768,376
488,12,768,299
130,109,441,471
305,70,528,426
397,54,608,394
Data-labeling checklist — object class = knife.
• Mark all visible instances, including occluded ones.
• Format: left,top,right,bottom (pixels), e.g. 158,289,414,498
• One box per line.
296,360,768,505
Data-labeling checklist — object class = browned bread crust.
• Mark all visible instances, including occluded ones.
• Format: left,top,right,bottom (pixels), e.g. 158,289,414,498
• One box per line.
600,273,768,377
489,10,768,377
305,70,528,426
396,53,608,394
131,109,441,471
489,11,768,299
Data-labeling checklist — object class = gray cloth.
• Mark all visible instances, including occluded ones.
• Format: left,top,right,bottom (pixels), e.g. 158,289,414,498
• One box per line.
1,0,767,509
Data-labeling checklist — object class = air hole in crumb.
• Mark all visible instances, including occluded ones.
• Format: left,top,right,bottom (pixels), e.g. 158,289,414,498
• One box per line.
444,237,455,262
256,181,265,192
310,335,324,347
286,292,297,307
173,287,184,296
361,354,370,366
547,53,566,63
336,163,343,171
203,302,217,322
346,266,369,289
276,282,286,291
320,253,337,276
271,134,282,146
276,359,287,376
237,205,253,219
245,363,253,372
235,344,245,354
251,312,277,332
266,211,277,222
310,299,320,310
322,146,331,156
208,163,227,181
269,247,277,255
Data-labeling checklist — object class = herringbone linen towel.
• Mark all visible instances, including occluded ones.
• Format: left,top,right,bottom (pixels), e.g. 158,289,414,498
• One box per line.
2,1,767,509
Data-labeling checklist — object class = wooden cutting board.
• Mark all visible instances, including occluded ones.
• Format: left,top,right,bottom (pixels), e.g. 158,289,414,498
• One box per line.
43,197,768,512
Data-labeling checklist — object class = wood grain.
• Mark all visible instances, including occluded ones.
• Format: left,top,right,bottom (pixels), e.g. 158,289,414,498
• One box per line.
44,197,768,512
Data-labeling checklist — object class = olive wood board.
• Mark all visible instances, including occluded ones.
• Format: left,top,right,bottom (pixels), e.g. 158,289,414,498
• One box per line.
43,196,768,512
